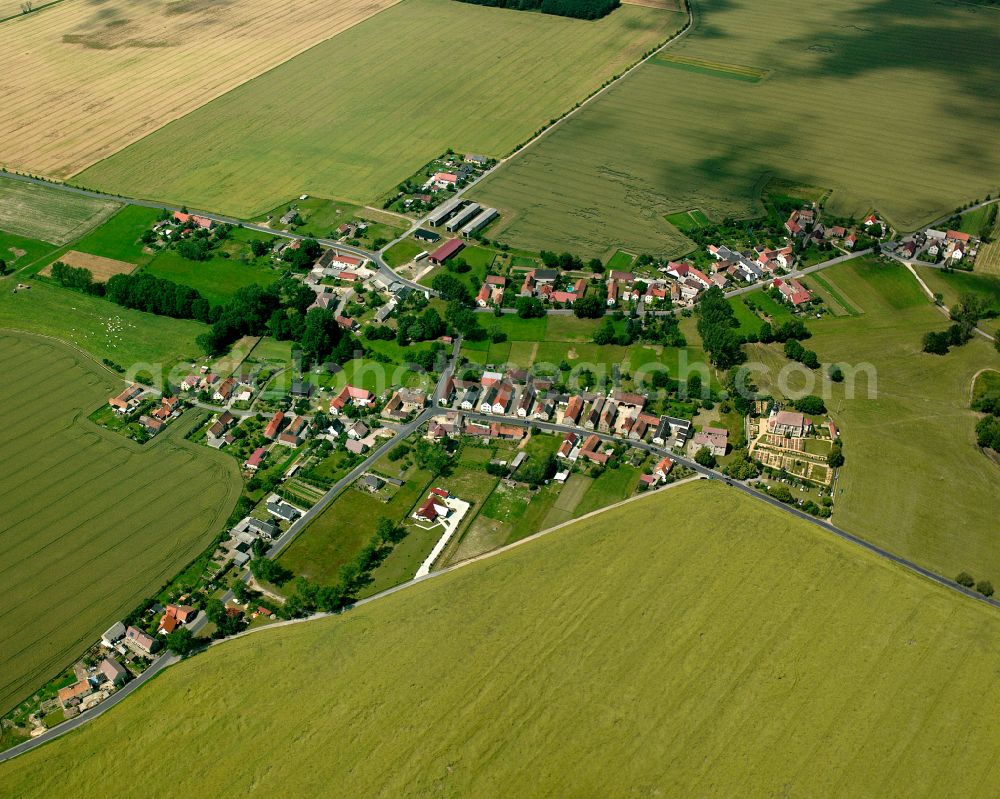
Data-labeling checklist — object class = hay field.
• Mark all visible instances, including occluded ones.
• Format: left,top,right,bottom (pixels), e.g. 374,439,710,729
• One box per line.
0,176,117,245
6,481,1000,795
40,250,134,280
0,0,401,179
0,333,240,714
75,0,683,216
746,258,1000,582
474,0,1000,258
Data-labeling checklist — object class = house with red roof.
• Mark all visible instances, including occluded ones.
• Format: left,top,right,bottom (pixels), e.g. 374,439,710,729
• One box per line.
263,411,285,440
330,385,373,414
246,447,267,471
773,277,811,307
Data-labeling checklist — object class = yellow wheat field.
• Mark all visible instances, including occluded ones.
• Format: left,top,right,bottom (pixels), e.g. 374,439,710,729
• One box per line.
0,0,399,179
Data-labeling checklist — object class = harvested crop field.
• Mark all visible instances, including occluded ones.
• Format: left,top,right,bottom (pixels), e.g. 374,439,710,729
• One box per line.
0,176,117,245
40,250,134,280
6,481,1000,796
0,333,240,713
474,0,1000,258
0,0,400,179
75,0,683,216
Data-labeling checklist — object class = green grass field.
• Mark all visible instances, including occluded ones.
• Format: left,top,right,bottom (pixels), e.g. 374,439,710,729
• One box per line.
74,0,683,217
0,229,57,273
278,466,433,585
0,279,209,370
745,258,1000,582
0,333,240,714
68,205,161,265
7,481,1000,795
383,238,426,267
914,266,1000,317
0,177,118,245
142,249,280,306
475,0,1000,257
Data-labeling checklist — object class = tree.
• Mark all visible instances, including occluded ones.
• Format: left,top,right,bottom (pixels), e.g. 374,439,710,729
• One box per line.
793,395,827,415
250,557,293,586
431,273,472,303
956,571,976,588
922,330,951,355
516,296,545,319
250,239,270,257
977,580,995,598
593,317,616,345
573,294,606,319
827,442,845,468
588,257,604,274
376,516,406,545
164,627,197,656
299,308,343,365
828,364,844,383
694,446,717,468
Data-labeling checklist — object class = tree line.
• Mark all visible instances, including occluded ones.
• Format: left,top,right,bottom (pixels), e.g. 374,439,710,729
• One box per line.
452,0,620,21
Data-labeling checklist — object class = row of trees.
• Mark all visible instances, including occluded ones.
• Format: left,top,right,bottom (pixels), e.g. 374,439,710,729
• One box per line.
452,0,620,21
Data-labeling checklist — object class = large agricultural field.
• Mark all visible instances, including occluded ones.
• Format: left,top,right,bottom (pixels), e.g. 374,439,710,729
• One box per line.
75,0,685,216
744,258,1000,582
0,176,117,245
474,0,1000,258
0,0,401,179
6,481,1000,795
0,333,240,715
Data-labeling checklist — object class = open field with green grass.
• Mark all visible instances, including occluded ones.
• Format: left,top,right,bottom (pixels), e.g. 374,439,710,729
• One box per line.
0,176,118,245
278,465,433,585
914,266,1000,317
8,481,1000,795
75,0,683,217
0,229,57,273
975,211,1000,275
68,205,160,265
142,249,280,306
475,0,1000,258
0,333,240,714
746,258,1000,582
0,279,209,370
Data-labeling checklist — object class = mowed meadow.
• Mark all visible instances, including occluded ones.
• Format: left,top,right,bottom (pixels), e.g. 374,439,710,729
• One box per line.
75,0,684,216
475,0,1000,257
0,0,401,178
745,259,1000,582
0,333,240,714
6,481,1000,795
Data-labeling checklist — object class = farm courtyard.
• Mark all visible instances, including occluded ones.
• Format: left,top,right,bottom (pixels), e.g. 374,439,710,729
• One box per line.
474,0,1000,258
0,333,240,714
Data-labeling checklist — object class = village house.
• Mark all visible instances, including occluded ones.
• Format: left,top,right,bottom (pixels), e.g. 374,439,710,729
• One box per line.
173,211,213,230
579,433,610,465
109,384,144,415
58,679,93,710
773,277,811,307
330,385,374,414
277,415,309,447
557,432,578,459
124,626,157,656
213,377,237,404
267,496,301,522
346,420,369,440
245,447,267,471
476,275,507,307
139,415,165,436
654,457,674,482
382,388,427,420
693,426,729,457
99,657,128,687
263,411,285,441
564,395,584,425
414,487,451,525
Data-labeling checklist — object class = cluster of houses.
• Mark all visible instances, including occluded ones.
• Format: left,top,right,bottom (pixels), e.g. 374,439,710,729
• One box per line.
180,368,256,406
151,211,215,239
517,268,588,305
107,385,183,437
785,208,863,250
771,277,812,307
706,244,793,285
437,370,694,450
920,228,979,264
